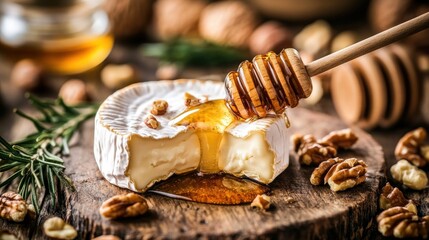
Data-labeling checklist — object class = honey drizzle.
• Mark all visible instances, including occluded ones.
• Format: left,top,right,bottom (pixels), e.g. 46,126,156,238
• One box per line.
162,99,274,204
225,49,305,119
171,99,235,173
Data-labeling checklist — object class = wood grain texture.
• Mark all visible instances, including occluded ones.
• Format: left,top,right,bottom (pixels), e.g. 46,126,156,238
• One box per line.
0,107,385,239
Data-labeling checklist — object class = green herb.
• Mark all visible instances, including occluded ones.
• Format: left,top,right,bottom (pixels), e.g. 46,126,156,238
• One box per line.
142,38,249,67
0,94,98,213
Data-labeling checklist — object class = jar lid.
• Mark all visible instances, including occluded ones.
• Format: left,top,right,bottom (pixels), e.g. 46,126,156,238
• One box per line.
1,0,104,16
3,0,102,8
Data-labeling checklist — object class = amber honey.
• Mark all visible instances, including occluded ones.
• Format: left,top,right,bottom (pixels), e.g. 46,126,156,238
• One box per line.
171,99,235,173
0,34,113,74
155,100,270,204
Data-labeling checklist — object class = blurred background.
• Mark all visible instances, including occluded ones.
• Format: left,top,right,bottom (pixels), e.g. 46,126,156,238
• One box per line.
0,0,428,131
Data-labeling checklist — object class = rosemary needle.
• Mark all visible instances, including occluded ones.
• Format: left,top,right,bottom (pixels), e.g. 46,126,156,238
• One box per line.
0,94,98,213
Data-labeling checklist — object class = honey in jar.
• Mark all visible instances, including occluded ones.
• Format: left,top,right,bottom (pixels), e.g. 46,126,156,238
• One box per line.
0,0,113,74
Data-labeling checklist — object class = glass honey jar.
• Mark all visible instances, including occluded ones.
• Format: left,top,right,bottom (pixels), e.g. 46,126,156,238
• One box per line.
0,0,114,74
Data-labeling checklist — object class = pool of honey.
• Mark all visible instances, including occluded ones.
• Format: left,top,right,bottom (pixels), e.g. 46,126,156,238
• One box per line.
151,99,270,204
150,172,270,204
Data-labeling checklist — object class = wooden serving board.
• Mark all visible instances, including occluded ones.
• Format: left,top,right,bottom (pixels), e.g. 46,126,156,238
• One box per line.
0,107,385,240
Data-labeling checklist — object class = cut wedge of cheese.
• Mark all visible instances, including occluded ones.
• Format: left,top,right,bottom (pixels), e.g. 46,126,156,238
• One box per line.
219,117,290,183
94,80,290,192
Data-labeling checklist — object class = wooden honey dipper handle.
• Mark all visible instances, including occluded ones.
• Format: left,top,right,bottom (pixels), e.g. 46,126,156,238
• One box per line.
224,12,429,120
306,12,429,76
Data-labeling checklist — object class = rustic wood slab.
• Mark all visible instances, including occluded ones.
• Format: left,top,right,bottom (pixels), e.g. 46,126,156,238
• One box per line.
0,107,385,240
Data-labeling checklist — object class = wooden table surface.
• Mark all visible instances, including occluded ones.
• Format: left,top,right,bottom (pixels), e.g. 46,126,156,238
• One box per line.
0,43,428,239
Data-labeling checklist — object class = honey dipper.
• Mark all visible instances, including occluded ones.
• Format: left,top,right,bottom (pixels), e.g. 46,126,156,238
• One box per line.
331,44,421,129
224,12,429,120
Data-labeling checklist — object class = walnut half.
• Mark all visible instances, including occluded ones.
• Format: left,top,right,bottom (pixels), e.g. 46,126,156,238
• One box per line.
184,92,208,107
319,128,358,149
380,182,413,210
0,231,18,240
292,134,337,166
292,128,358,166
0,191,27,222
395,127,429,167
376,206,429,238
99,193,148,219
92,235,121,240
150,100,169,115
310,158,343,185
390,160,428,190
144,115,160,129
43,217,78,240
250,194,271,210
310,158,367,192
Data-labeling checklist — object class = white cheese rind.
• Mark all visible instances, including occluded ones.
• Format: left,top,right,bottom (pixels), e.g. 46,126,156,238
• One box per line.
94,80,225,191
94,80,290,192
218,117,290,183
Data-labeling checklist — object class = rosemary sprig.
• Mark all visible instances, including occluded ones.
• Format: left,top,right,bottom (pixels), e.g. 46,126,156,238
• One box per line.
0,94,98,213
142,38,249,67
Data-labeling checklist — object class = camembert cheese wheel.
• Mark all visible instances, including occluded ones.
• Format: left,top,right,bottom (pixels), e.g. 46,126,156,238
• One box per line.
94,80,290,192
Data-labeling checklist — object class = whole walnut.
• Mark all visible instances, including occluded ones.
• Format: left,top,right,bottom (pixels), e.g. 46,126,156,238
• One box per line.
369,0,429,48
369,0,412,32
58,79,88,105
101,64,138,90
249,21,293,55
293,20,333,58
103,0,151,38
331,31,359,52
154,0,207,40
199,1,258,48
10,59,42,91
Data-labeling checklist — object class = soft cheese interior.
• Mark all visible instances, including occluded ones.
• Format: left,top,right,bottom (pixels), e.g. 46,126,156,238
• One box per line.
127,132,200,190
94,80,290,192
219,117,290,183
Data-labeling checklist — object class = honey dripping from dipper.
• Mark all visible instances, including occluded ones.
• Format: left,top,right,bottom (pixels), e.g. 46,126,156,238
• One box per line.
225,48,312,120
